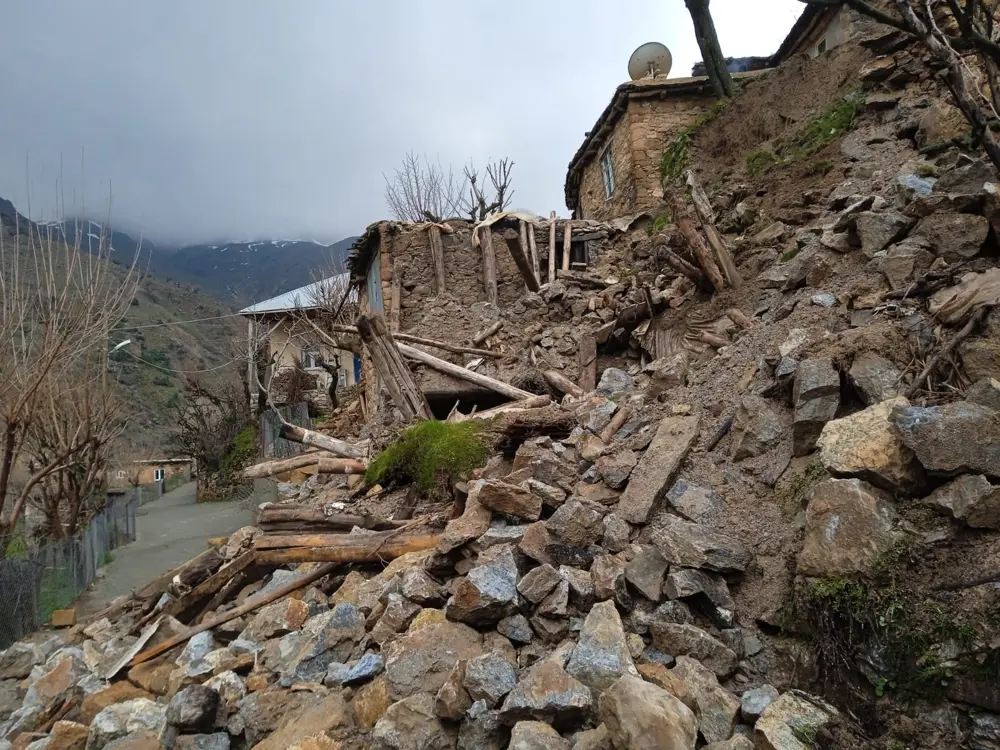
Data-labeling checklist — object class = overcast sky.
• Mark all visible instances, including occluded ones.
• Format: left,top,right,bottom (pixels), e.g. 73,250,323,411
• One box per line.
0,0,804,246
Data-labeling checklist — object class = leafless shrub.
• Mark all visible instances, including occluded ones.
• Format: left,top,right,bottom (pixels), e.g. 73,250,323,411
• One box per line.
269,357,318,406
166,373,252,476
461,159,515,221
383,152,467,222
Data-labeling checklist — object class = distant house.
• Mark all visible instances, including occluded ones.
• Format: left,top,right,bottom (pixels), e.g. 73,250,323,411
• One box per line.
109,458,194,487
240,275,359,413
771,4,856,64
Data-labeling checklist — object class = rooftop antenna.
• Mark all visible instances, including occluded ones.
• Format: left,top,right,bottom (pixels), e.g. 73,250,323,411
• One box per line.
628,42,673,81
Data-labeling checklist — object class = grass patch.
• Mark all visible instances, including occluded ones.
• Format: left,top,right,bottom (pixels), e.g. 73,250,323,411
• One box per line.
366,420,489,498
915,162,939,177
660,100,728,182
652,213,670,232
219,424,258,479
805,159,835,177
100,550,116,566
746,149,777,178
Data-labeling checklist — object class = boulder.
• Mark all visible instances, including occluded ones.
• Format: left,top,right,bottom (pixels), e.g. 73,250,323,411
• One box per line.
166,685,219,732
80,683,153,725
648,623,738,679
666,479,723,524
731,396,784,461
478,480,542,522
817,397,924,493
354,677,393,729
512,443,576,491
438,481,493,554
663,569,735,628
344,653,385,686
754,690,837,750
879,238,934,290
464,654,517,708
740,685,779,724
383,621,484,699
643,353,689,396
561,566,595,608
596,452,638,491
572,724,612,750
565,601,640,692
854,211,911,258
203,671,245,721
597,674,697,750
446,545,519,627
0,643,44,680
400,568,445,607
372,693,456,750
596,369,634,399
242,598,310,641
617,415,701,524
672,655,739,744
278,603,366,682
517,565,561,604
601,514,632,554
916,102,967,151
797,478,898,578
892,401,1000,476
624,547,669,602
650,516,751,574
584,400,619,434
523,479,567,508
47,720,89,750
703,738,754,750
546,500,605,548
86,699,168,750
457,700,507,750
499,659,593,728
848,355,902,405
924,474,1000,528
793,359,841,457
509,721,570,750
518,522,554,565
913,212,989,261
538,578,570,618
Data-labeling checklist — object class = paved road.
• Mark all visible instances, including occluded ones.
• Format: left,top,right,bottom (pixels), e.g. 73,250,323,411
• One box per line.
76,482,254,616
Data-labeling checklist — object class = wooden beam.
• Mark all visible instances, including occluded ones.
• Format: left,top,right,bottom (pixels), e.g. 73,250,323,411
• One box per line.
556,270,609,289
543,369,585,399
579,335,597,393
666,190,726,293
685,171,742,289
160,551,257,620
455,395,552,421
472,321,502,346
548,212,557,284
480,226,498,305
393,333,500,358
279,424,366,460
243,452,341,479
428,225,447,295
257,505,409,532
658,245,711,291
254,534,439,565
562,222,572,271
389,259,402,332
503,228,541,293
356,313,433,422
396,341,536,400
527,221,540,283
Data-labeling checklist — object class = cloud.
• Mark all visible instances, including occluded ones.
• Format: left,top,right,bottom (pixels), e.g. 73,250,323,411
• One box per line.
0,0,803,246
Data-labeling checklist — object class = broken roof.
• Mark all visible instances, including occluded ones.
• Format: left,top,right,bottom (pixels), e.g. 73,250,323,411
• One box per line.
770,4,840,66
239,272,353,315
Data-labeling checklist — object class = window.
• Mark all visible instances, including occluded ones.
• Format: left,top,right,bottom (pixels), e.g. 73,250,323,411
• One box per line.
338,370,347,389
601,146,615,200
817,38,828,54
153,468,164,482
115,470,126,480
302,346,321,369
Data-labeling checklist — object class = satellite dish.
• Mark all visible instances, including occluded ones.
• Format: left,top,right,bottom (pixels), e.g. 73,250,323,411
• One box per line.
628,42,673,81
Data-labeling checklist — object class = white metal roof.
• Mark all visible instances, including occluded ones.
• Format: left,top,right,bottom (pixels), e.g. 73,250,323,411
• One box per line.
239,273,353,315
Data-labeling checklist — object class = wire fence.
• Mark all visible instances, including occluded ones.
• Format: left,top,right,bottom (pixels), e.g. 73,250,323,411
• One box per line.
0,492,139,649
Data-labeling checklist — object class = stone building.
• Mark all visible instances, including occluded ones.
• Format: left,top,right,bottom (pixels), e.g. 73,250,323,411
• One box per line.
771,4,856,64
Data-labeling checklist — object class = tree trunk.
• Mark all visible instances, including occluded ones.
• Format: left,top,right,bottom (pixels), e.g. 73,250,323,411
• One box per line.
685,0,735,99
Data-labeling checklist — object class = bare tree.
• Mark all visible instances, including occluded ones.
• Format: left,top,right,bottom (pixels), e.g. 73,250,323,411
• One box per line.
166,373,251,477
802,0,1000,171
383,152,467,222
461,159,515,221
110,437,153,488
0,212,139,550
685,0,736,98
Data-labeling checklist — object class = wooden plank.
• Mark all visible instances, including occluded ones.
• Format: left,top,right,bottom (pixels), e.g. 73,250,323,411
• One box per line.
428,225,447,295
685,171,742,289
160,551,257,620
667,190,726,293
562,222,572,271
258,506,409,531
527,221,540,283
243,452,341,479
396,341,536,400
548,211,557,284
254,534,440,565
356,313,433,421
579,335,597,393
389,259,402,332
480,227,498,305
503,228,541,293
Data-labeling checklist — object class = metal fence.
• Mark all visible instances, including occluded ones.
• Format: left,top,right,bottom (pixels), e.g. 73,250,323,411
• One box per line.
259,403,311,459
0,493,138,648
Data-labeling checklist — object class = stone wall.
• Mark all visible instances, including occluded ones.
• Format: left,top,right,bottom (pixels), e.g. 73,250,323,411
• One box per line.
578,115,635,221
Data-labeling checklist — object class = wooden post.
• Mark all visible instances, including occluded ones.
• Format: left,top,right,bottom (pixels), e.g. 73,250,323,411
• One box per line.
479,226,498,305
503,228,541,293
396,341,536,401
685,171,742,289
527,222,540,283
389,259,402,332
428,225,447,295
562,222,572,271
579,334,597,393
356,313,433,421
278,424,365,460
657,244,711,291
543,370,585,399
544,213,556,286
667,190,726,293
472,321,503,346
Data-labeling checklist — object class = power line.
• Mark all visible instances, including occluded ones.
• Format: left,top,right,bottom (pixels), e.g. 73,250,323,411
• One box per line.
112,311,245,331
121,349,243,375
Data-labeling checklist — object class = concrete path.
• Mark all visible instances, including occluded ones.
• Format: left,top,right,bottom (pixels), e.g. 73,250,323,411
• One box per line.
76,482,254,616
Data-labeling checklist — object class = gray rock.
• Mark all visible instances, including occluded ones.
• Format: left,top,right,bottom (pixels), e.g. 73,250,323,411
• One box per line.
478,480,543,522
854,210,912,258
560,566,595,609
624,546,669,602
925,474,1000,528
87,698,167,749
435,661,472,721
258,569,299,597
968,378,1000,412
523,479,567,509
324,661,350,687
439,480,494,554
383,621,484,699
651,516,751,574
498,615,534,645
880,237,934,290
649,623,738,679
596,369,634,399
446,545,519,627
565,601,639,692
731,395,784,461
597,675,697,750
530,614,570,643
673,655,740,744
810,292,837,308
241,597,309,642
508,720,570,750
280,602,366,681
595,451,637,490
372,693,456,750
372,594,423,646
457,700,507,750
401,568,445,607
664,569,735,628
585,401,619,434
914,212,989,261
601,513,631,554
740,685,779,724
0,643,44,680
546,500,605,548
344,653,385,686
666,479,723,524
895,171,936,202
849,355,902,405
892,401,1000,476
512,443,576,491
476,525,527,551
166,685,220,732
971,711,1000,750
176,631,218,678
173,733,231,750
499,659,593,727
464,654,518,707
590,555,631,609
793,358,840,457
538,578,570,618
517,565,561,604
754,690,838,750
643,353,689,396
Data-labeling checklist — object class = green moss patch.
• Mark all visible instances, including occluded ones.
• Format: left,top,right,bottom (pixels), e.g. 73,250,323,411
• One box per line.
660,100,729,182
366,420,489,498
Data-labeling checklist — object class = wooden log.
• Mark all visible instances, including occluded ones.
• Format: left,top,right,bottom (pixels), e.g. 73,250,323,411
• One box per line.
134,547,221,601
472,321,502,346
658,245,711,291
279,424,366,460
356,313,433,422
161,551,257,620
543,370,585,399
548,211,557,284
727,307,755,330
389,259,402,332
393,333,500,358
562,222,572,271
599,405,630,444
699,331,731,349
527,221,540,282
579,335,597,393
257,505,408,531
667,191,726,293
243,452,340,480
556,270,609,289
503,227,540,293
396,341,536,400
129,561,340,668
462,396,553,421
686,171,742,289
480,226,498,305
195,570,248,624
428,225,447,295
254,534,440,565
